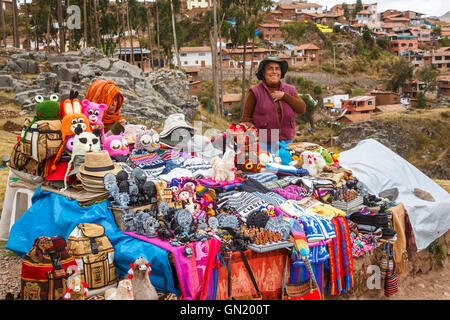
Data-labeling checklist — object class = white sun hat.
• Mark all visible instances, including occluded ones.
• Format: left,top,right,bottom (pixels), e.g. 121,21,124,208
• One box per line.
159,113,194,138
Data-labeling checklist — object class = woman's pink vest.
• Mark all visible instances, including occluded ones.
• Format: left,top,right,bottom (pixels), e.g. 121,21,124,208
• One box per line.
249,81,296,143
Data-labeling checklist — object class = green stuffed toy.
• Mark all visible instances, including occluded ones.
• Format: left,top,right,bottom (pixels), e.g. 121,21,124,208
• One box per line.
20,94,62,143
318,146,334,166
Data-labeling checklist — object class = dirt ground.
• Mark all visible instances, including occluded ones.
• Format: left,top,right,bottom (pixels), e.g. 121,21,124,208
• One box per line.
1,237,449,300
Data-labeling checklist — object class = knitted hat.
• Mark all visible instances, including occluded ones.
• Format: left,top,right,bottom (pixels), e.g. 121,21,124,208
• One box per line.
256,56,288,81
20,94,62,143
127,149,165,176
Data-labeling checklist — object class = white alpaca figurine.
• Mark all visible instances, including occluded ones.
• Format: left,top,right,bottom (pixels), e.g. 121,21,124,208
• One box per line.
301,151,318,176
105,279,134,300
210,149,236,182
129,257,158,300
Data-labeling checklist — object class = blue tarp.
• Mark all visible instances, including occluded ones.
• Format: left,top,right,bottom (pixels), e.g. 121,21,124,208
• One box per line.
6,185,179,295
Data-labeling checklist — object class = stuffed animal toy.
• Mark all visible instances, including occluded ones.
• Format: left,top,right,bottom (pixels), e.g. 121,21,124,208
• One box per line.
128,257,158,300
210,149,236,182
54,112,92,168
258,150,281,167
64,273,88,300
60,90,82,118
20,94,62,143
105,279,134,300
277,141,296,166
103,132,130,162
81,99,107,136
318,146,334,166
134,128,160,152
62,127,102,190
300,151,327,177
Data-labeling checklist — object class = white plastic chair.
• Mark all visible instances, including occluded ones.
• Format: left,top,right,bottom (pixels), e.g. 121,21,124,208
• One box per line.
9,188,34,232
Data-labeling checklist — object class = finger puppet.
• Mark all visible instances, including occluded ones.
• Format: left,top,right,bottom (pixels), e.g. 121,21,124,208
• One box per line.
104,132,130,162
300,150,327,177
64,273,88,300
105,279,134,300
60,90,83,118
20,94,62,143
62,127,102,190
210,149,236,182
128,257,158,300
318,146,334,166
81,99,107,137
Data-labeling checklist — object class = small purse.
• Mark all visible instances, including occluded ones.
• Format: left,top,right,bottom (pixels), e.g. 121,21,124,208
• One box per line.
383,241,399,297
379,241,394,279
281,255,322,300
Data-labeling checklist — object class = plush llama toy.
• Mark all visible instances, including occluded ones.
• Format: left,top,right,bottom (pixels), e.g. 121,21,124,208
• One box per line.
210,149,236,182
64,273,88,300
105,279,134,300
128,257,158,300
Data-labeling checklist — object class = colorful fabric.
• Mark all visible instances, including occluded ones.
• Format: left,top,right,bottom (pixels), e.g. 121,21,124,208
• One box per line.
84,79,125,125
350,231,380,257
327,216,354,296
289,261,325,296
243,172,278,183
281,216,309,257
124,231,220,300
273,185,312,201
309,203,346,219
127,149,165,175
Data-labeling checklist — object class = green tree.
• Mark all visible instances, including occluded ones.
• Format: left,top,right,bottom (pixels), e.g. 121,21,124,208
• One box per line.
355,0,363,16
431,26,441,39
416,66,438,93
386,58,414,93
300,94,319,128
416,91,426,108
362,25,372,44
342,2,349,22
280,21,307,44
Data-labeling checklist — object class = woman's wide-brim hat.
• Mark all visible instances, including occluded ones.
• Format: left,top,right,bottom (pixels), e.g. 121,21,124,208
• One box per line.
159,113,194,139
256,56,288,81
79,150,122,178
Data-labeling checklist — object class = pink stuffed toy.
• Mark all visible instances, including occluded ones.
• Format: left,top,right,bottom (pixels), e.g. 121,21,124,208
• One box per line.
103,132,130,162
82,99,107,137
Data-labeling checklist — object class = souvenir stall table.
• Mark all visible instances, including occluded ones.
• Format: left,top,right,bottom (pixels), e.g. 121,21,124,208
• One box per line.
3,90,429,301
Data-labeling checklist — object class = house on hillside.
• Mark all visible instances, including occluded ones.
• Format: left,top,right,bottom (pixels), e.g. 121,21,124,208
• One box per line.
432,47,450,72
174,46,212,68
276,3,323,21
370,90,401,105
115,39,154,70
387,30,418,56
259,23,283,42
342,96,376,114
323,94,349,109
288,43,320,65
330,2,378,25
437,75,450,97
402,80,426,98
182,66,202,96
220,46,277,68
186,0,211,10
223,93,242,115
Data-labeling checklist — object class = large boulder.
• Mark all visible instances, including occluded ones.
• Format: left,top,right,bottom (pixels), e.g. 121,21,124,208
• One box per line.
2,47,199,124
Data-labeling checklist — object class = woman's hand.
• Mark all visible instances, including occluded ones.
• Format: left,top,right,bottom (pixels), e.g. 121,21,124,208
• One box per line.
271,90,285,102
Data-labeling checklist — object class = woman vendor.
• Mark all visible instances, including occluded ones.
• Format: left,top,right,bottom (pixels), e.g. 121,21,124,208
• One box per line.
240,56,306,153
84,79,127,133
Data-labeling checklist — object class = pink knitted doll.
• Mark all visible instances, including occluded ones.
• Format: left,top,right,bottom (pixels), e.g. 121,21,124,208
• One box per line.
82,99,107,139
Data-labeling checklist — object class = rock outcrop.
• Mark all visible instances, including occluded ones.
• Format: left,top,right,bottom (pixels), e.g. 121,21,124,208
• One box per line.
1,47,198,125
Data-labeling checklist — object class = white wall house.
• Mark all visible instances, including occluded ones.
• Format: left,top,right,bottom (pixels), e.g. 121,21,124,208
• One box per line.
323,94,349,109
173,46,212,68
295,3,323,15
187,0,211,10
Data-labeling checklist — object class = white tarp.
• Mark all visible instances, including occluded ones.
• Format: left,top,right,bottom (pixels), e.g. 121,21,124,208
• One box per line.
338,139,450,251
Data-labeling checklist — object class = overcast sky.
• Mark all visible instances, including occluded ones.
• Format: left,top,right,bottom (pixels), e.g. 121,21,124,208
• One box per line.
312,0,450,17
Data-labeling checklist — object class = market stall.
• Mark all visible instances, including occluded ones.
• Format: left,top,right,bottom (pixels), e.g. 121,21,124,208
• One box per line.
2,88,439,301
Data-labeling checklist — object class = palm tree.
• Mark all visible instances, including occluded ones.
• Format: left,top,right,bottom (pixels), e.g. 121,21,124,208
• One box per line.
11,0,20,48
170,0,181,69
144,0,154,70
155,1,162,68
0,0,5,47
93,0,101,48
127,0,134,64
83,0,87,47
57,0,64,52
